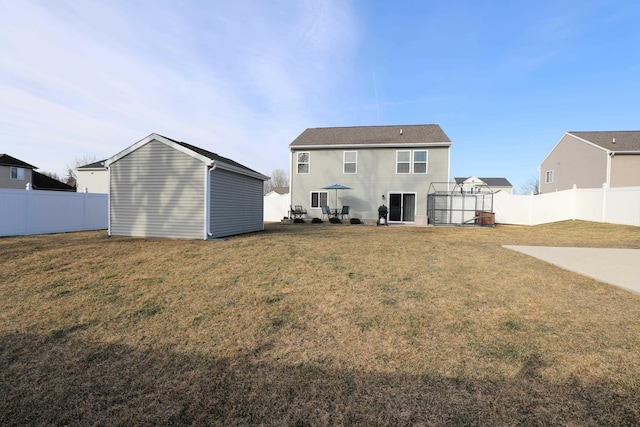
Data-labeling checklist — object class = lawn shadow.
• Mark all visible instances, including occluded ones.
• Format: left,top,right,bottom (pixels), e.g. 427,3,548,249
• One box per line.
1,332,638,426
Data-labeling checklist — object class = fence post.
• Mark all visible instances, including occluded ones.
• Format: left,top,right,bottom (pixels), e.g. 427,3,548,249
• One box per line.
529,192,534,225
601,183,608,223
25,183,32,235
571,184,577,220
83,188,88,229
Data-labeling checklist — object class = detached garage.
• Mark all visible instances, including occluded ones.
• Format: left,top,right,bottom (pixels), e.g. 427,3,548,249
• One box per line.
105,133,269,239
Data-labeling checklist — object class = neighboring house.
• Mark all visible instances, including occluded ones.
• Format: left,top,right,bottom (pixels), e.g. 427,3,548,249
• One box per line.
1,154,74,191
32,171,76,191
540,131,640,193
0,154,36,189
77,160,109,193
264,187,289,222
105,133,269,240
289,124,452,225
454,176,513,194
266,186,289,196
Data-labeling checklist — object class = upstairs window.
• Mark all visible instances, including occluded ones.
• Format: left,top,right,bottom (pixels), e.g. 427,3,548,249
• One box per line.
297,152,309,174
413,150,428,174
343,151,357,174
545,170,554,184
10,167,25,180
396,150,411,174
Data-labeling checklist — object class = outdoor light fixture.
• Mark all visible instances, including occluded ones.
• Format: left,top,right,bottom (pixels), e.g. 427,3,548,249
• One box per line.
382,194,385,200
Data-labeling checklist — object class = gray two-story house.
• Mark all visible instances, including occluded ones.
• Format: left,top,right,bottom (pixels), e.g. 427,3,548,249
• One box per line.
539,131,640,193
289,125,452,225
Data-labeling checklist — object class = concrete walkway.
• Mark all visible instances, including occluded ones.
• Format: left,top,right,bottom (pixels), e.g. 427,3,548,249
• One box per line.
503,246,640,294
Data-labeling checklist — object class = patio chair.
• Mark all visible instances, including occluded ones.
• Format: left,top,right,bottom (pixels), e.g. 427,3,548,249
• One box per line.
339,205,350,220
321,205,330,220
289,205,306,219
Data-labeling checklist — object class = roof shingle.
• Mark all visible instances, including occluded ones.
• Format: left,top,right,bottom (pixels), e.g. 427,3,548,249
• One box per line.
569,131,640,152
289,124,451,148
0,154,37,169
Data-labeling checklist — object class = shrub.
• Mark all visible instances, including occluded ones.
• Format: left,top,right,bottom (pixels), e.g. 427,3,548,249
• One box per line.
311,218,323,223
350,218,362,224
294,218,305,224
329,217,342,224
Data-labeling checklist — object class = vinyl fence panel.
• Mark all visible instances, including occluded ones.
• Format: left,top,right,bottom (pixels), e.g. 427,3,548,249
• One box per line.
0,188,108,237
494,185,640,227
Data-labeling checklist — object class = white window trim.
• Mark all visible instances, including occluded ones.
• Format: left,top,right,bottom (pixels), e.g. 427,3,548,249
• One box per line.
396,150,428,174
545,170,554,184
396,150,411,174
10,167,26,180
343,151,357,174
310,191,328,209
413,150,428,174
297,152,310,174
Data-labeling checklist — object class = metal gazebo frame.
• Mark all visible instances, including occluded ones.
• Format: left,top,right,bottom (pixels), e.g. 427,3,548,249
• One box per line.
427,182,495,226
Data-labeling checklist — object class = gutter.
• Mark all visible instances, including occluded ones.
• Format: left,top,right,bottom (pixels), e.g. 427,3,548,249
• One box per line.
290,142,452,150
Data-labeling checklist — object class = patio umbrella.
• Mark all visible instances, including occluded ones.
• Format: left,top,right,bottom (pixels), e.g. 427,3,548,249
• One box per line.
321,183,352,208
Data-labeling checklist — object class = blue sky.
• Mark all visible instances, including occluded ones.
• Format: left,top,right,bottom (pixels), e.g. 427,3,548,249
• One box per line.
1,0,639,192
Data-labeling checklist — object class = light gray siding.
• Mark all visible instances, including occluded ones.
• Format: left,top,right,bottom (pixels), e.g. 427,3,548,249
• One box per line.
540,134,607,193
110,140,205,239
290,146,450,223
209,168,264,238
0,166,33,189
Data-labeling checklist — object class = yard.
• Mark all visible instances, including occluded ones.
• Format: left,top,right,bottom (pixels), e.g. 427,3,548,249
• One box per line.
1,221,640,425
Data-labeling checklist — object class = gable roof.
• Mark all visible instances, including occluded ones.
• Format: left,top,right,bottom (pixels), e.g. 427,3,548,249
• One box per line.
267,186,289,195
455,177,512,187
105,133,268,180
32,171,76,191
568,131,640,152
78,160,107,170
289,124,452,148
0,154,37,169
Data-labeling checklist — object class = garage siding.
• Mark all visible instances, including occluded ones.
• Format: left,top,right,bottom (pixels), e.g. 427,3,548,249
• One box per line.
110,141,205,239
209,168,264,238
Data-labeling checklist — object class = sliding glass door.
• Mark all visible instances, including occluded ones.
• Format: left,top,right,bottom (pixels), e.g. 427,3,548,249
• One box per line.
388,193,416,222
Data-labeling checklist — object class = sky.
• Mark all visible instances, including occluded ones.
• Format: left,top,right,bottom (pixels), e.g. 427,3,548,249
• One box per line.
1,0,639,192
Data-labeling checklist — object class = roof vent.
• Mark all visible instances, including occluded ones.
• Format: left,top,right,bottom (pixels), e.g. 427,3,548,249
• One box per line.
612,138,616,144
400,128,403,135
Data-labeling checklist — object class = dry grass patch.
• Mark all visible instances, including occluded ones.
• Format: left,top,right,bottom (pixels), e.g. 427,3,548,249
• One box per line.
2,221,640,425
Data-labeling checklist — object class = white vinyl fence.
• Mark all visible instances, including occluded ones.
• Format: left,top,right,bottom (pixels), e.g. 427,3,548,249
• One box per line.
494,185,640,226
0,188,108,237
264,191,289,222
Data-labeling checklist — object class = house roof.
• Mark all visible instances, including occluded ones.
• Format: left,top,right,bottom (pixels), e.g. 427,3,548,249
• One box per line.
78,160,107,170
32,171,76,191
105,133,268,181
289,124,452,148
268,186,289,195
568,131,640,152
455,177,512,187
0,154,37,169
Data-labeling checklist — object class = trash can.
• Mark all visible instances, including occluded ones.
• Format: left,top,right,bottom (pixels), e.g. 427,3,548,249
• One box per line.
377,204,388,226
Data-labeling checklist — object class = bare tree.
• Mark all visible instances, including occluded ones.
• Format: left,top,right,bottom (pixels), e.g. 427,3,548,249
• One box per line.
519,175,540,195
65,155,98,187
264,168,289,194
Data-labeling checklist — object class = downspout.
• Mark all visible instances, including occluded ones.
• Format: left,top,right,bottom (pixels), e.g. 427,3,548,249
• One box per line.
206,162,217,239
289,150,294,215
107,165,111,236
